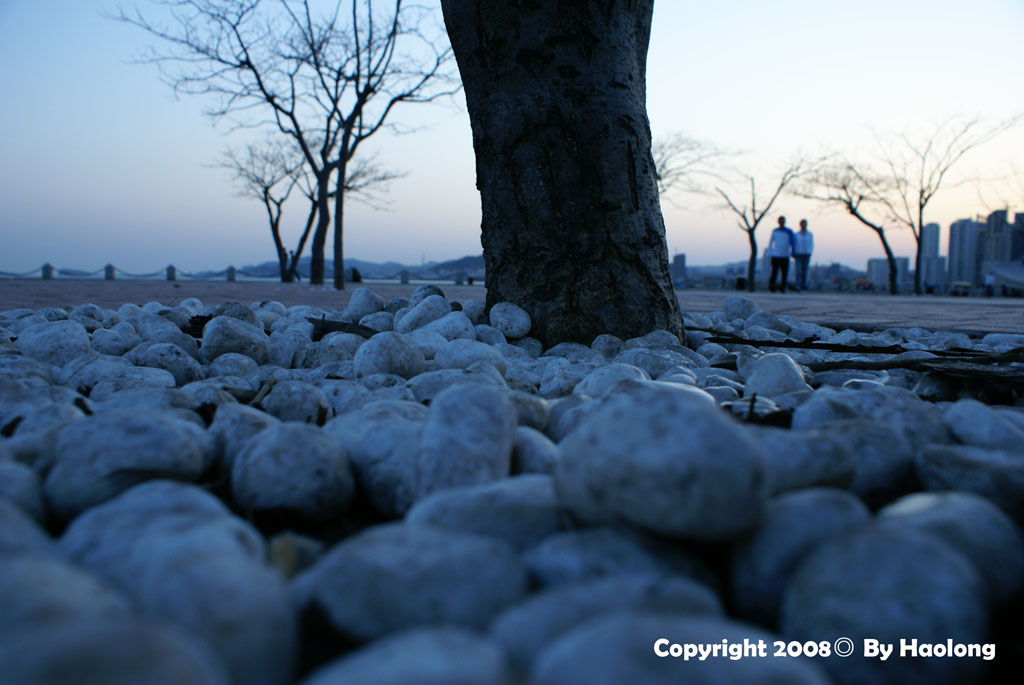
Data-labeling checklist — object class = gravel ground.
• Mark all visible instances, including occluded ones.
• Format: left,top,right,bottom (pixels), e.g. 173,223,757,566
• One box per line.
2,279,1022,334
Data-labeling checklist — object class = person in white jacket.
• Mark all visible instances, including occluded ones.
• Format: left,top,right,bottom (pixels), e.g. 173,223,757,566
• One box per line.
767,216,795,293
793,219,814,292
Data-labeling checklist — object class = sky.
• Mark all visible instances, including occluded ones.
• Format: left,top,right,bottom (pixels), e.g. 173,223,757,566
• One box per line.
1,0,1023,274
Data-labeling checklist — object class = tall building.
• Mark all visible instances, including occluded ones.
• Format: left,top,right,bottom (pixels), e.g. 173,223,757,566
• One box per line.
948,218,982,284
670,253,687,285
921,222,940,259
867,257,909,292
921,256,947,290
1014,213,1024,261
979,210,1012,266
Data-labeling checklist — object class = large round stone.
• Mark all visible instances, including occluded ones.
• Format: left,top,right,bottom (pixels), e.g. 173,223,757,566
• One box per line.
556,382,769,540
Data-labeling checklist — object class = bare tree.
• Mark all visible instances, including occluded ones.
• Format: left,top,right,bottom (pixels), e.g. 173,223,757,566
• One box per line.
652,132,727,201
220,138,303,281
796,161,901,294
817,116,1020,294
116,0,458,288
715,164,802,292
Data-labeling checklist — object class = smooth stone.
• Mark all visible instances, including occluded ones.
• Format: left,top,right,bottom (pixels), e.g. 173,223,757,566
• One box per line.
130,341,204,386
201,316,270,365
323,401,428,517
7,401,86,439
572,363,650,398
232,423,353,523
916,444,1024,521
207,352,258,378
0,460,46,523
751,426,855,494
419,310,476,340
409,284,446,307
91,322,142,356
87,369,178,400
943,398,1024,452
211,302,259,327
781,526,988,685
0,498,54,557
60,481,296,685
537,357,598,398
742,352,811,397
791,384,950,450
404,367,505,404
316,379,372,416
268,329,311,368
590,333,624,358
395,294,451,333
407,329,448,360
343,287,385,321
46,411,212,521
57,353,133,392
512,426,560,475
511,336,543,358
731,488,871,627
531,612,829,685
207,403,281,472
358,310,393,332
461,298,486,325
406,475,565,550
474,323,507,346
704,385,740,403
257,380,330,423
434,338,508,374
0,618,230,685
492,574,722,674
878,491,1024,604
416,384,516,500
292,522,527,641
490,301,532,338
0,556,133,631
303,627,511,685
353,332,426,379
556,382,769,540
613,347,697,378
722,295,760,320
522,526,711,590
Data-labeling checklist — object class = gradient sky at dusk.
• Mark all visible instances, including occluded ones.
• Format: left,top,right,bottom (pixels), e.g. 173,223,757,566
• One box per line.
1,0,1022,273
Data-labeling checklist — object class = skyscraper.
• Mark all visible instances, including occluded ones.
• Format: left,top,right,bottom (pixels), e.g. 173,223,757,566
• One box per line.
980,210,1012,266
948,218,981,284
921,222,940,259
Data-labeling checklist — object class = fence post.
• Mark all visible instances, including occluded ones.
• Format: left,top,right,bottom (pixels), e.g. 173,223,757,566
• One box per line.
166,265,177,281
42,263,54,280
226,266,236,282
104,264,116,281
454,272,465,285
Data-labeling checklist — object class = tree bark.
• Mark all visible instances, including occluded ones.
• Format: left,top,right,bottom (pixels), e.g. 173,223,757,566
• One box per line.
871,227,899,295
441,0,683,346
332,160,347,290
310,172,332,285
746,232,758,292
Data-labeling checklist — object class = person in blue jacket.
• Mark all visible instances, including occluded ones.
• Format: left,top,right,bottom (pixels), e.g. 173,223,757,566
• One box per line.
767,216,795,293
792,219,814,292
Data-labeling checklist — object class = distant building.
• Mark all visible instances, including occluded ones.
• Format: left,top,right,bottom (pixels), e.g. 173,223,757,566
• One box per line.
979,210,1012,268
867,257,909,292
1014,213,1024,261
921,256,947,291
921,222,940,259
948,218,982,284
670,253,687,285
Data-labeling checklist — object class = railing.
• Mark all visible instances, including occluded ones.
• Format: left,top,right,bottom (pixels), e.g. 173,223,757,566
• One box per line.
0,264,484,286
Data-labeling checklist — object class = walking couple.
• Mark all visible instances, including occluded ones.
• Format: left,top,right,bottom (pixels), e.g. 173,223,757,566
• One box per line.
767,216,814,293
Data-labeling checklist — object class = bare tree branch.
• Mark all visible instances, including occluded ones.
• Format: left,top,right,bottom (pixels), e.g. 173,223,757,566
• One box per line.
714,162,803,292
652,132,729,205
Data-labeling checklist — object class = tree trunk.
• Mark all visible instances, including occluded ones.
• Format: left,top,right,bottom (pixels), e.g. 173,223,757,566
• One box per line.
872,227,899,295
310,173,332,286
441,0,683,346
332,161,347,291
288,199,318,281
746,232,758,293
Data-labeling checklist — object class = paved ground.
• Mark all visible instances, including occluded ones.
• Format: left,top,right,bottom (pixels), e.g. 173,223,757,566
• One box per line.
2,279,1022,335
